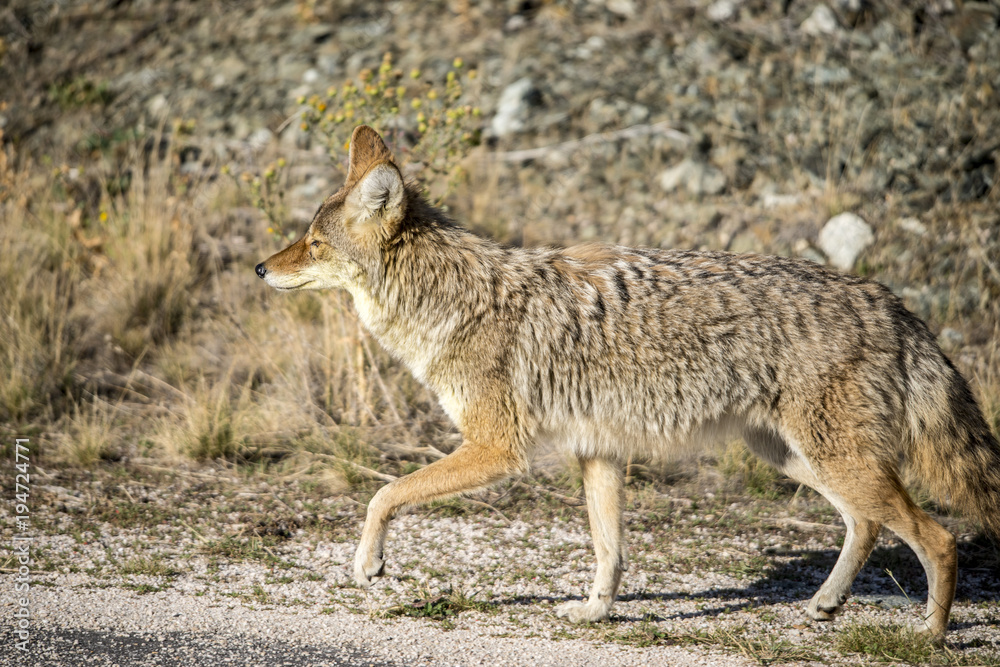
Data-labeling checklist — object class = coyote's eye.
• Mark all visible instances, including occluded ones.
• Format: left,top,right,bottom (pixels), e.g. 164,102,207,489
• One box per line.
311,240,321,248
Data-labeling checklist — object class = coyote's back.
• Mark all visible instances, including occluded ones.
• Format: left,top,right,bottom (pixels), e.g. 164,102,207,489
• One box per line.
256,125,1000,640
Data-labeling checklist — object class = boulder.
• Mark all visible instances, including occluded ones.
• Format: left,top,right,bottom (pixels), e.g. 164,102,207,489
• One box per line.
817,212,874,271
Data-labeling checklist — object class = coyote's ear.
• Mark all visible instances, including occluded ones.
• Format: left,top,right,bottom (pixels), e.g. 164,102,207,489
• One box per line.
347,161,405,239
345,125,395,188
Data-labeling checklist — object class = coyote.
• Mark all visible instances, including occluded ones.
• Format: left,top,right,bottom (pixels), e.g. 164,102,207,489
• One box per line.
256,125,1000,639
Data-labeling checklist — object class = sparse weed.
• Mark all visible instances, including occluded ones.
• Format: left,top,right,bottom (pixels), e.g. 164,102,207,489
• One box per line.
379,583,493,622
118,555,180,578
606,620,816,664
201,534,290,567
302,53,481,188
719,441,787,500
54,396,123,466
834,622,1000,665
121,582,169,595
48,77,113,110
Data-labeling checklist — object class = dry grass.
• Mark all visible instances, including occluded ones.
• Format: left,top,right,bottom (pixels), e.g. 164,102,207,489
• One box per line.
0,135,445,480
1,113,998,510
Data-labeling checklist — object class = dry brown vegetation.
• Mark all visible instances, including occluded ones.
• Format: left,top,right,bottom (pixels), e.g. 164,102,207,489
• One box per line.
0,134,452,488
1,131,997,498
3,2,1000,662
0,0,998,567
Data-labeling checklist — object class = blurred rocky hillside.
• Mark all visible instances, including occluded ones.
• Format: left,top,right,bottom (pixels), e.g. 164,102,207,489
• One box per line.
2,0,999,370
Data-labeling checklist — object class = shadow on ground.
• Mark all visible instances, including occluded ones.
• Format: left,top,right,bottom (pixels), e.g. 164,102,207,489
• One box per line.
494,538,1000,629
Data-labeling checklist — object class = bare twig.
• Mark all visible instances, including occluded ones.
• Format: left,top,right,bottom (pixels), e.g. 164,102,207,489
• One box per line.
360,336,403,424
311,452,398,483
460,499,512,525
136,463,232,482
390,444,447,461
763,517,841,532
181,520,212,544
129,369,194,404
488,121,691,163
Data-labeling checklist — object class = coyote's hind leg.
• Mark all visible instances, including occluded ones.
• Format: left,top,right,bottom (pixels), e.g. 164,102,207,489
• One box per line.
806,515,881,620
789,453,956,639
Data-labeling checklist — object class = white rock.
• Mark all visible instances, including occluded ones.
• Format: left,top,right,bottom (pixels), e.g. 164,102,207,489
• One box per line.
147,94,169,118
762,192,802,209
490,78,536,138
939,327,964,351
605,0,636,18
247,128,273,151
659,158,728,197
302,68,320,84
707,0,738,22
818,212,874,271
898,217,928,236
832,0,861,11
793,238,826,265
801,5,840,35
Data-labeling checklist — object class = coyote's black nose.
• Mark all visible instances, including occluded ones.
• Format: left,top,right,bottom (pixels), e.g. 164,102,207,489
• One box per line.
255,263,267,279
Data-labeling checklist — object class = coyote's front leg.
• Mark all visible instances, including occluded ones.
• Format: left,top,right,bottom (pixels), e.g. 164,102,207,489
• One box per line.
354,437,525,587
556,456,627,623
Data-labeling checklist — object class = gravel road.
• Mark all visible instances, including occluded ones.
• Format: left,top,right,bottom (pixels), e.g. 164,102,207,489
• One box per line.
3,475,999,666
1,581,754,667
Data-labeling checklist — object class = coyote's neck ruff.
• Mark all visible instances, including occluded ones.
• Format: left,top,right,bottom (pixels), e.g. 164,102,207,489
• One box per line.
257,125,1000,641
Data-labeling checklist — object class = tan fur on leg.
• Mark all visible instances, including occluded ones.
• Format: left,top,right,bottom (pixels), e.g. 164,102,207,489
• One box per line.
556,457,626,623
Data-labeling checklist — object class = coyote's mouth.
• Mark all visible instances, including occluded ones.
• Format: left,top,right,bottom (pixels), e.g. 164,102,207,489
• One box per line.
276,280,314,291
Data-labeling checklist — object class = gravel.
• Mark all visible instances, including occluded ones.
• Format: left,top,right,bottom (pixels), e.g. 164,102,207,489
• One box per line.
3,473,1000,665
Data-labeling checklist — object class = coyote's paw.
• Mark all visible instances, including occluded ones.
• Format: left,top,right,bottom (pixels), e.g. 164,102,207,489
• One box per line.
806,589,848,621
554,600,611,624
914,621,946,646
353,551,385,588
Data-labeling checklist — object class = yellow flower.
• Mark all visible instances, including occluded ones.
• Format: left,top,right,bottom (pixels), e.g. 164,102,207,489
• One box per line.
410,68,421,79
427,89,438,100
452,57,463,68
411,98,422,109
277,158,286,168
99,211,108,222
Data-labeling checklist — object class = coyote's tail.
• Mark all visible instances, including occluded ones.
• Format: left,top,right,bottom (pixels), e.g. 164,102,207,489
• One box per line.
907,354,1000,539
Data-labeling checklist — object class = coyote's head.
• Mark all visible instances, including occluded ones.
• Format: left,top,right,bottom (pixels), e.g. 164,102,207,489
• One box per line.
255,125,406,293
